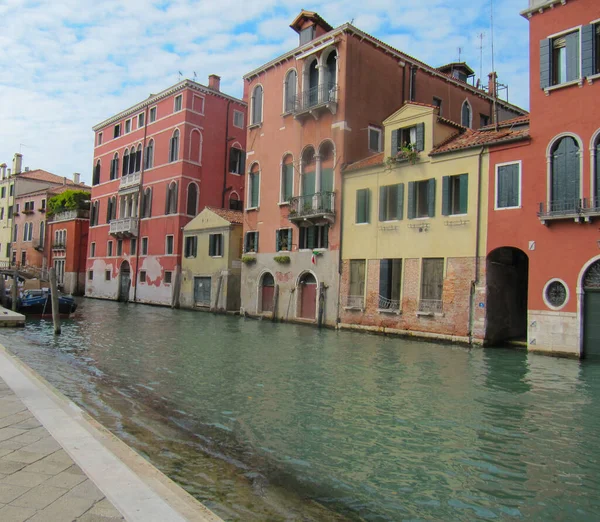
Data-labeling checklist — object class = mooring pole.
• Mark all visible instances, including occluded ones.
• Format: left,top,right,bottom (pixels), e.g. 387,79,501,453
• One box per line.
0,276,6,308
271,284,279,322
11,270,18,312
49,268,61,335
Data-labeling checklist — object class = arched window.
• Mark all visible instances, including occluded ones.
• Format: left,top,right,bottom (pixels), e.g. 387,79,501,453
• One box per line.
13,224,17,243
93,160,100,186
169,130,180,162
187,183,198,215
281,154,294,203
123,149,130,176
142,187,152,218
106,196,116,222
550,136,580,212
319,140,335,193
461,100,472,128
190,129,202,164
22,223,28,241
248,163,260,209
301,146,316,196
251,85,263,125
284,70,297,113
134,144,142,173
145,139,154,169
229,192,242,211
39,221,44,246
110,153,119,180
90,201,99,226
324,50,337,103
229,144,245,174
165,182,178,214
594,134,600,206
307,59,318,106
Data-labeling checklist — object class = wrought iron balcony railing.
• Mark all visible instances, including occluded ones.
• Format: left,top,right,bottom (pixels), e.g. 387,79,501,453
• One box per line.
52,242,66,250
344,295,364,310
378,295,400,311
288,192,335,222
537,198,600,224
418,299,443,314
109,217,139,237
294,83,338,115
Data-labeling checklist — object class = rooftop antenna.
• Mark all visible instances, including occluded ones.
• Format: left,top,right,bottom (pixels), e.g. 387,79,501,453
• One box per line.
490,0,498,129
457,47,462,62
19,143,28,153
478,32,485,85
178,70,183,82
193,71,197,81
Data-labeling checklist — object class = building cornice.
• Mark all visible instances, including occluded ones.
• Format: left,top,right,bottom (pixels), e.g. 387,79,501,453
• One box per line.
92,80,246,132
520,0,568,19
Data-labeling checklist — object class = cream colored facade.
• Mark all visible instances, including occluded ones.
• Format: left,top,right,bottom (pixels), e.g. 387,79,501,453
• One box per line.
180,208,243,311
0,176,15,263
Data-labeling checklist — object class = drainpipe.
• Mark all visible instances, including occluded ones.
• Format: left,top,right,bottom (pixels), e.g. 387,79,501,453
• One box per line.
133,105,150,303
401,63,406,103
336,167,345,327
469,147,485,344
221,100,232,208
409,65,417,101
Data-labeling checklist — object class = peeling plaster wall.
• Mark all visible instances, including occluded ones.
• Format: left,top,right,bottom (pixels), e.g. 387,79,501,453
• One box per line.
85,259,118,299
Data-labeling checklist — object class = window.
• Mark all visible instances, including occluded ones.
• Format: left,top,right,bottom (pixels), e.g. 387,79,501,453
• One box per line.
391,123,425,156
284,70,297,113
233,110,244,128
97,132,103,146
461,100,472,128
379,184,404,221
142,188,152,218
209,234,223,257
15,204,19,214
408,179,436,219
140,270,147,283
420,258,444,312
244,231,258,253
107,240,113,257
433,97,442,116
88,270,93,281
164,271,173,284
39,221,44,246
125,119,131,134
355,188,370,224
379,259,402,310
149,106,157,123
106,196,117,222
229,147,245,174
90,242,96,257
6,207,10,219
299,26,315,46
138,113,145,128
348,260,366,308
41,199,46,210
117,239,123,256
549,136,580,212
123,149,129,175
249,166,260,208
480,114,490,127
187,184,198,215
281,157,294,203
442,174,468,215
0,208,4,219
110,153,119,180
90,201,99,226
105,270,111,281
9,184,13,196
251,85,263,125
130,238,137,254
553,32,579,85
193,95,205,114
596,24,600,74
166,235,174,255
368,126,382,152
169,130,180,162
496,162,521,209
299,225,328,249
174,94,183,112
1,187,5,198
113,124,121,139
276,228,292,251
185,236,197,258
165,182,178,214
13,224,17,242
93,160,100,186
141,237,148,255
145,139,154,169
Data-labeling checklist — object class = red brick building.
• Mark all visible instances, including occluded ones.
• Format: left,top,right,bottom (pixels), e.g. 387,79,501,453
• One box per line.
87,76,246,305
485,0,600,357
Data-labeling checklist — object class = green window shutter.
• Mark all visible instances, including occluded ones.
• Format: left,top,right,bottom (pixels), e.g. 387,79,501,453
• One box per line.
284,164,294,200
459,174,469,214
540,39,552,89
255,232,259,252
307,226,315,249
356,190,362,223
288,228,292,250
303,171,316,196
379,186,387,221
322,225,329,248
391,129,399,156
240,153,246,176
365,188,370,223
407,181,416,219
582,25,595,78
596,141,600,203
276,230,280,251
509,164,519,207
321,168,333,193
441,176,450,216
379,259,390,300
397,184,404,220
209,235,214,256
415,123,425,152
427,178,436,217
251,173,260,207
566,31,580,82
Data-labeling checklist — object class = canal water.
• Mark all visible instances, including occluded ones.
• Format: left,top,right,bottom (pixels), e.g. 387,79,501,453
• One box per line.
0,299,599,521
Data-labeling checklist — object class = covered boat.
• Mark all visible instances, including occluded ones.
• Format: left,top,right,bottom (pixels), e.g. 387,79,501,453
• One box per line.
6,289,77,316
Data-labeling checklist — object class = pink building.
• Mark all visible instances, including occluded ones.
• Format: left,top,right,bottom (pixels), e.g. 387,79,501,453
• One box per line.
87,76,247,305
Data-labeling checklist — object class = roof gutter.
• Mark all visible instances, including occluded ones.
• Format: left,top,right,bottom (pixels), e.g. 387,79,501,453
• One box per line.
429,135,530,157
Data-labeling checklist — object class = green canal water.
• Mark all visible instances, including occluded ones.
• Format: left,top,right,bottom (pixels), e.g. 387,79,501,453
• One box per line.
0,299,599,521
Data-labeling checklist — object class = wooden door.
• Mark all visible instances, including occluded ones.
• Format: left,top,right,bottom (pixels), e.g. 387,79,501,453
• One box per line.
584,290,600,359
300,280,317,319
194,277,211,306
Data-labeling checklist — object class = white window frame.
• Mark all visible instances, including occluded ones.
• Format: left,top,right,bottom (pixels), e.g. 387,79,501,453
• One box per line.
174,94,183,113
233,110,244,129
368,126,382,152
545,25,584,92
138,112,145,128
125,119,132,134
97,132,103,146
149,106,157,123
141,236,148,255
494,160,522,210
165,234,174,255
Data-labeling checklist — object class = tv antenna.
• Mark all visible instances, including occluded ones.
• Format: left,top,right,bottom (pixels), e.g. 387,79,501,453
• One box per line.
457,47,463,62
478,32,485,85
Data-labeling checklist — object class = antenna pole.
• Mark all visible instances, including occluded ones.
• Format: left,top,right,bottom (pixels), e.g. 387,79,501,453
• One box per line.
490,0,498,129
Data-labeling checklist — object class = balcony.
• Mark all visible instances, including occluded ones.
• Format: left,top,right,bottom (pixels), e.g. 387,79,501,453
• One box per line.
417,299,443,315
288,192,335,224
33,238,44,252
50,209,90,223
378,295,400,312
109,217,139,238
119,172,141,191
293,83,338,119
52,242,66,251
537,198,600,225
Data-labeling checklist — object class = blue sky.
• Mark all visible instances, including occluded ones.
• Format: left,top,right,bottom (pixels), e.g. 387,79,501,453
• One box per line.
0,0,530,184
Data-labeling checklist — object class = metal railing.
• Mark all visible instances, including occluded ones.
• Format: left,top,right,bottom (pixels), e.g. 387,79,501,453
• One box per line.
289,192,335,219
52,242,66,250
418,299,443,314
378,295,400,311
294,83,338,114
344,295,364,309
120,172,141,190
109,217,139,237
538,198,600,221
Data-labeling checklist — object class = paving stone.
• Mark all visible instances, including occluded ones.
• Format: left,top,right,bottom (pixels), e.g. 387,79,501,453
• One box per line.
0,405,27,421
70,479,105,502
77,513,125,522
27,492,97,522
2,449,50,464
12,417,42,430
7,427,47,445
22,449,73,475
0,483,30,503
85,498,125,519
64,463,86,476
1,470,49,488
43,469,87,489
0,412,33,430
22,435,61,454
0,504,37,522
0,459,28,475
0,428,26,443
10,483,69,510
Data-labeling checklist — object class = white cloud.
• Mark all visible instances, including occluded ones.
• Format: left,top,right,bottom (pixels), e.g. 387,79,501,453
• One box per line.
0,0,530,183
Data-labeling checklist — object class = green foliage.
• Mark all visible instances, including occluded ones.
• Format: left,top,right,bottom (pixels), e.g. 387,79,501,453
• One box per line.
241,254,256,264
274,255,290,264
47,190,90,216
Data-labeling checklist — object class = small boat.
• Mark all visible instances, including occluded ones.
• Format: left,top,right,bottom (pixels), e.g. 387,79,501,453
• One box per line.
6,289,78,316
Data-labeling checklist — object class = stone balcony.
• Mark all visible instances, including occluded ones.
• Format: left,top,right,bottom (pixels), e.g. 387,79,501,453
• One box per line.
109,217,139,238
119,172,141,191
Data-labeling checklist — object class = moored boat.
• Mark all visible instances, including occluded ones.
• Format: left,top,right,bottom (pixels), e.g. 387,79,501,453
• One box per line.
6,289,77,316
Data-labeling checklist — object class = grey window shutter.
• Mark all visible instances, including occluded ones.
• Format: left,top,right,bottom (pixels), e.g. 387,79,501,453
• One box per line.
391,129,399,156
407,181,416,219
459,174,469,214
229,149,237,172
379,186,386,221
285,164,294,199
307,226,315,249
255,232,259,252
209,235,214,256
365,188,370,223
165,185,170,214
582,25,595,78
240,153,246,175
397,183,404,220
509,165,519,207
287,228,292,250
441,176,450,216
540,38,552,89
379,259,390,300
356,190,362,222
498,166,509,207
323,225,329,248
415,123,425,152
427,178,436,217
566,31,580,82
276,230,280,251
244,233,249,252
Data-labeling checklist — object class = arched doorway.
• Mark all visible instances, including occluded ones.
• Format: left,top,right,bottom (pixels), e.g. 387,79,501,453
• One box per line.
485,247,529,344
118,261,131,303
307,59,318,106
260,272,275,313
583,260,600,358
298,272,317,320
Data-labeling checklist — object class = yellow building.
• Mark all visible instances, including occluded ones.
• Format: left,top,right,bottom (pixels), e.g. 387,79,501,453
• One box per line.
180,207,243,311
340,102,510,343
0,165,16,264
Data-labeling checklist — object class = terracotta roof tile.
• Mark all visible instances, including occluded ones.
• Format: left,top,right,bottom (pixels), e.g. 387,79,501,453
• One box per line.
430,127,530,155
18,169,90,188
205,206,244,224
344,153,385,172
481,115,530,130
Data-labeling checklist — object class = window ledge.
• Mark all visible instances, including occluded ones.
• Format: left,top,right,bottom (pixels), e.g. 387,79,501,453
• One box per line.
494,205,521,211
248,123,262,130
229,172,243,176
377,309,402,315
246,207,259,212
544,78,584,95
344,306,364,312
587,73,600,85
278,201,291,207
416,311,444,317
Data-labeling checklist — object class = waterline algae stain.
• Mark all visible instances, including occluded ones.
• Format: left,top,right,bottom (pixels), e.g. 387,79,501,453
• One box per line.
0,299,599,521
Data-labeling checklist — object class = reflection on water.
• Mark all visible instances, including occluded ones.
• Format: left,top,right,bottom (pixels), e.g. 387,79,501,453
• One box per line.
1,299,599,521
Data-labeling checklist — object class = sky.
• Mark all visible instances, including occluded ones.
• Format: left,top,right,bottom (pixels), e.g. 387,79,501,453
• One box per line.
0,0,531,185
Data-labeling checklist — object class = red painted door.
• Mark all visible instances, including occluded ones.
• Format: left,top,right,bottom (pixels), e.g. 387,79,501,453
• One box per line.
262,286,274,312
300,282,317,319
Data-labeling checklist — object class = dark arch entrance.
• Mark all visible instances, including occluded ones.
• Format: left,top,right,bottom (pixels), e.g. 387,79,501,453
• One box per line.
583,260,600,358
486,247,529,345
298,272,317,320
118,261,131,303
260,272,274,313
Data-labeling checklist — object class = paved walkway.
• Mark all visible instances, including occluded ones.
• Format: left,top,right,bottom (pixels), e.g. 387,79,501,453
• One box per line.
0,376,124,522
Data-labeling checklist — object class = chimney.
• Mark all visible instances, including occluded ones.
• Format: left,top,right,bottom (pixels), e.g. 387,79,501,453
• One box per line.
7,168,11,177
63,176,67,185
208,74,221,92
12,153,22,175
24,166,29,172
488,72,498,98
73,172,80,184
0,164,5,180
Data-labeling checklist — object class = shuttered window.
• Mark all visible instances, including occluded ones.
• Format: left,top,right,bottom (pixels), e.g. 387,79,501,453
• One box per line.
165,235,174,255
391,123,425,156
421,258,444,301
320,168,334,193
299,225,328,249
281,163,294,202
379,184,404,221
251,85,263,125
244,231,259,253
249,172,260,208
276,228,292,251
302,171,315,196
408,179,435,219
229,147,245,174
349,260,366,298
209,234,223,257
184,236,197,258
496,163,520,209
442,174,468,215
542,31,580,88
356,188,370,224
369,127,382,152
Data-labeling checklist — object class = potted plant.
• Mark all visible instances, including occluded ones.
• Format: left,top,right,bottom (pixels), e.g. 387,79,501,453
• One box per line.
274,255,291,264
241,254,256,264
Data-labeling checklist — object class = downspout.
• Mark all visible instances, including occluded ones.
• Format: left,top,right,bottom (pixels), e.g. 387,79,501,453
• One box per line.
221,100,232,208
336,167,344,327
133,105,150,303
401,63,406,103
469,146,485,344
409,65,417,101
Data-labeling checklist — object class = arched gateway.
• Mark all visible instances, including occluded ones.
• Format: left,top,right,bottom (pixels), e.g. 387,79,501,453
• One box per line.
583,260,600,358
